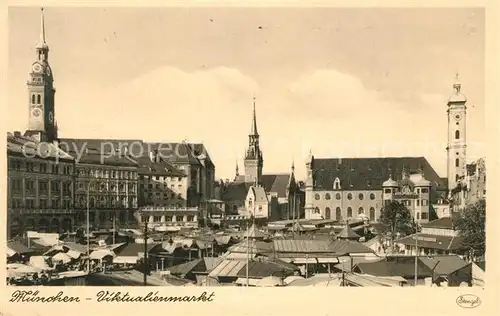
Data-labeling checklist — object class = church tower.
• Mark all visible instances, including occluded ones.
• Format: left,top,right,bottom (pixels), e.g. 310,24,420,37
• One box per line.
446,74,467,191
25,8,57,142
244,97,263,183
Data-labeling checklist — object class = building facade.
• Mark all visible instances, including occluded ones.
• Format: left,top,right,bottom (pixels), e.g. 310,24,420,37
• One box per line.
137,207,200,230
451,157,486,211
7,132,75,238
382,170,432,223
304,155,446,222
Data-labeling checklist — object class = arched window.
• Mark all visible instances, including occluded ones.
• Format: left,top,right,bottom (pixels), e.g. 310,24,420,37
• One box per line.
336,207,341,220
336,193,341,200
358,207,364,215
369,207,375,221
333,178,341,190
37,94,41,104
358,193,364,200
315,193,321,200
370,193,375,200
325,193,331,200
455,130,460,139
347,207,352,218
314,207,320,214
347,193,353,200
31,94,35,104
325,207,331,219
455,158,459,167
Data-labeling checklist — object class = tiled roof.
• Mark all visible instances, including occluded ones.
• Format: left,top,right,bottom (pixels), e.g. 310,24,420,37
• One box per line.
337,226,361,239
331,239,374,255
273,239,335,253
420,217,454,230
260,174,291,198
311,157,446,191
235,260,299,278
419,255,470,276
355,257,433,278
146,142,213,166
7,241,33,254
227,240,273,255
136,157,186,177
7,134,73,161
222,182,253,202
251,186,268,202
396,233,465,251
115,243,162,257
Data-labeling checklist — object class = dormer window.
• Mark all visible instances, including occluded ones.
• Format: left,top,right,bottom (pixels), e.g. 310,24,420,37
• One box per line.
333,177,341,190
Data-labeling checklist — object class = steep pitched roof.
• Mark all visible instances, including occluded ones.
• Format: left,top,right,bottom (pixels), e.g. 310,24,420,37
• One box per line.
8,133,73,161
311,157,446,191
136,157,186,177
260,174,291,198
419,255,470,276
355,257,433,278
251,186,268,202
337,226,361,239
146,142,213,166
222,182,253,202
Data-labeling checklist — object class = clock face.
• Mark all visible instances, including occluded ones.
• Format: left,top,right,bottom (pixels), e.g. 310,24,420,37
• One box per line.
32,109,41,117
32,63,42,73
454,113,462,121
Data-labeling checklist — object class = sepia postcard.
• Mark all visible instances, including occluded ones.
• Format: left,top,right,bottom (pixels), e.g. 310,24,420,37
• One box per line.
1,1,499,316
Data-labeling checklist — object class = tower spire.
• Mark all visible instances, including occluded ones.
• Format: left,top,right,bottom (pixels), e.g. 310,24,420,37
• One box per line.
235,160,239,177
453,72,461,93
250,97,258,136
37,8,48,50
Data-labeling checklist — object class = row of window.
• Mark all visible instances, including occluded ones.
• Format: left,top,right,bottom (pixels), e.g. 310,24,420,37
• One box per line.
146,183,183,190
77,196,136,209
145,192,184,200
315,192,378,201
144,175,184,182
11,179,72,194
313,206,377,221
77,168,137,180
77,210,135,223
78,181,136,193
142,215,196,223
11,198,71,209
9,159,73,175
383,188,429,194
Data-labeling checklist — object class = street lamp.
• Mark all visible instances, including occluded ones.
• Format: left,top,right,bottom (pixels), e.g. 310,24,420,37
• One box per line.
86,175,98,273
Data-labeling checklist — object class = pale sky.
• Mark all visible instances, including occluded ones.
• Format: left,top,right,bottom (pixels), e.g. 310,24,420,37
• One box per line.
7,7,485,180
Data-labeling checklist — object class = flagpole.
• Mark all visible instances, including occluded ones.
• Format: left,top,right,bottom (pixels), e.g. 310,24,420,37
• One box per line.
414,222,418,286
246,219,249,287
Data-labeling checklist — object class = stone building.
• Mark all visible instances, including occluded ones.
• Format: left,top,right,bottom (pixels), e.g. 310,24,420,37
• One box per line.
304,154,446,222
7,132,75,238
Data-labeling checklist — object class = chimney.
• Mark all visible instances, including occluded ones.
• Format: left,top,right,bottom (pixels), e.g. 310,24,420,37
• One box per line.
14,131,21,137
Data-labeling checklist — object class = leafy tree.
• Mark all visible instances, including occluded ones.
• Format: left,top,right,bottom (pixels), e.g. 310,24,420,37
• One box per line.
454,199,486,260
379,201,416,252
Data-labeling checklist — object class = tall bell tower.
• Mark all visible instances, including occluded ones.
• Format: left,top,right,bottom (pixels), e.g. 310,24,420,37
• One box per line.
446,74,467,191
244,97,263,183
25,8,57,142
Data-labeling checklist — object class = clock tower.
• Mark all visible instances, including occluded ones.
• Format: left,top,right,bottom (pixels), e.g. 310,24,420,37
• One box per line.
446,75,467,191
26,8,57,142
